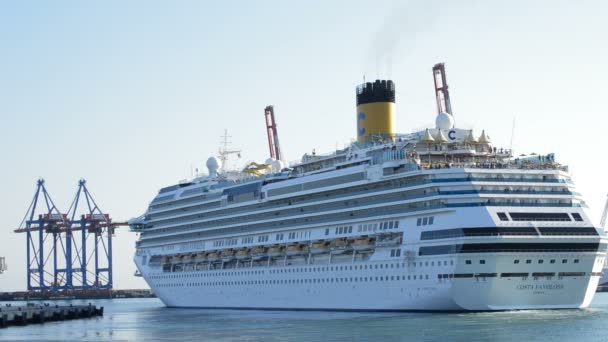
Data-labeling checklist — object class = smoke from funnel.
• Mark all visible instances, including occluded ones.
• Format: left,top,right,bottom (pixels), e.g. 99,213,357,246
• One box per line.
366,0,442,78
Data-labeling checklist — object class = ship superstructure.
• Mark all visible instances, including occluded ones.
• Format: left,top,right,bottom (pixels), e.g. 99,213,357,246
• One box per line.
130,63,606,311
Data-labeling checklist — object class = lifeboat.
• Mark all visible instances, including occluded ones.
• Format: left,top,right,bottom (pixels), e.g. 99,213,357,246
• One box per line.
330,239,351,254
170,255,182,264
251,246,266,260
236,249,250,260
375,234,402,247
267,246,284,258
221,249,235,262
310,241,329,254
194,253,207,263
207,252,220,262
182,254,195,264
286,244,307,256
352,237,375,251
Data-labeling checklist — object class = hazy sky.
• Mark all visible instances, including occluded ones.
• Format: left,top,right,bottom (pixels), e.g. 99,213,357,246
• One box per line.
1,0,607,291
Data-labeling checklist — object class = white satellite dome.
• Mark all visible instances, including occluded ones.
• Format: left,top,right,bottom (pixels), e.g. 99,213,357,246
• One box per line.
265,158,276,165
435,112,454,130
273,159,285,172
206,156,220,177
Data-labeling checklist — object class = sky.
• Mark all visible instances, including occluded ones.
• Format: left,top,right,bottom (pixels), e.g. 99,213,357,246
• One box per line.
1,0,607,291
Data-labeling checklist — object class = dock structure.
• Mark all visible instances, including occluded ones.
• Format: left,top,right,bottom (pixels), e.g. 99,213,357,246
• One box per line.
0,303,103,328
13,179,128,292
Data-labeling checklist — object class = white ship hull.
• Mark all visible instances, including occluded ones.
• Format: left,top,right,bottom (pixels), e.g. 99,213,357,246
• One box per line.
136,251,602,311
136,194,607,311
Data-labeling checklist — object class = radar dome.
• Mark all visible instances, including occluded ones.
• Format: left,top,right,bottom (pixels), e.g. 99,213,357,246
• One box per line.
265,158,276,165
206,157,220,176
273,159,285,172
435,112,454,130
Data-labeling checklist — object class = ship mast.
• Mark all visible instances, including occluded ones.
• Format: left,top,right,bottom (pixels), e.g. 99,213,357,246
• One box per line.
600,194,608,230
218,129,241,171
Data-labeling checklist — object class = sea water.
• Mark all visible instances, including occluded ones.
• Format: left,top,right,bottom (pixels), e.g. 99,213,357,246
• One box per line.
2,294,608,341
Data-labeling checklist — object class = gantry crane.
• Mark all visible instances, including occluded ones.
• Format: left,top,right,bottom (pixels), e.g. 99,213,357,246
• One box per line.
14,179,127,291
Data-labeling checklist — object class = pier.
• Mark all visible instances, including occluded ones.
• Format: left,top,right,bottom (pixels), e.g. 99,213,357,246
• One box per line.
0,303,103,328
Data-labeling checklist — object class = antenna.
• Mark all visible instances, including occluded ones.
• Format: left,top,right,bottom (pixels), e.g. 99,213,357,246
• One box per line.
509,116,516,155
600,194,608,230
218,129,241,171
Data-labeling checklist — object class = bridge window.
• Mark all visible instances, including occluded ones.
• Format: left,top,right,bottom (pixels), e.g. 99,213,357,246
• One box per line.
571,213,583,222
509,212,571,222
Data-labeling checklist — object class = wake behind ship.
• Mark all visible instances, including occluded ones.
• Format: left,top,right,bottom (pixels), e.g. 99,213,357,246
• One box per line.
130,63,607,311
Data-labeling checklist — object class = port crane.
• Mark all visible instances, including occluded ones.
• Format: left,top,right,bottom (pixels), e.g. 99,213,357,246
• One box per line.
432,63,453,115
264,105,282,161
14,179,127,291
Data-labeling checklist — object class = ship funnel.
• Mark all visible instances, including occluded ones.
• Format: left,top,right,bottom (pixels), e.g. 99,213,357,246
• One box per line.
356,79,396,143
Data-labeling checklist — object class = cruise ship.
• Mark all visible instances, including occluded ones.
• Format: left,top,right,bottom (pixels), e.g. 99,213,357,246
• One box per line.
130,63,607,311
